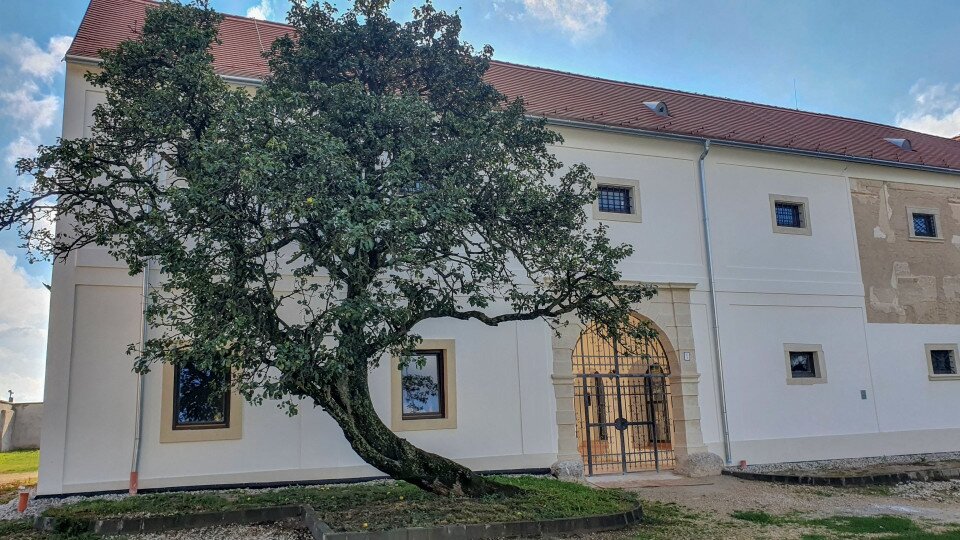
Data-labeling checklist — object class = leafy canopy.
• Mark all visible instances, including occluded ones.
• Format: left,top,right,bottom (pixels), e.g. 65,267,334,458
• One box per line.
1,0,655,412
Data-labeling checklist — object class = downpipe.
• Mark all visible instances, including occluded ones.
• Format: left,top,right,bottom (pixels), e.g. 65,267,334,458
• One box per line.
129,259,150,494
697,140,733,464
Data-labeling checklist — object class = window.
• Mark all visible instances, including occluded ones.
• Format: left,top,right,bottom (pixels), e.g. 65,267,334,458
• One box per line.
173,363,230,429
392,339,457,431
926,344,960,380
907,207,943,241
775,202,804,229
160,362,242,443
598,186,632,214
789,351,817,378
783,344,827,384
400,351,445,419
770,195,812,235
592,178,642,223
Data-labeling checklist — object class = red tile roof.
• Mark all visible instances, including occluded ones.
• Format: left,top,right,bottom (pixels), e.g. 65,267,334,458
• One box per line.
68,0,960,173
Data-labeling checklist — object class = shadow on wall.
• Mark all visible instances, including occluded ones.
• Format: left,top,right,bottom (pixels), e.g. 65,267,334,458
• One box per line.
0,400,43,452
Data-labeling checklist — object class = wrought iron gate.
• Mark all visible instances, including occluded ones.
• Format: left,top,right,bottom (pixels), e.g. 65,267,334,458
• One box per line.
573,321,675,475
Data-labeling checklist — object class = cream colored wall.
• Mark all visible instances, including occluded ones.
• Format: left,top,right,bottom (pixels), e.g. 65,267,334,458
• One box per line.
40,61,960,494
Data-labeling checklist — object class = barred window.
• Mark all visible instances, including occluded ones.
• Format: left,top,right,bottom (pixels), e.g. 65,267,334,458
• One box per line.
912,213,937,238
775,202,804,228
598,186,632,214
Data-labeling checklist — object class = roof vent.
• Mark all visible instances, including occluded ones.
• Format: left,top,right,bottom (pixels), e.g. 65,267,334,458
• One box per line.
884,138,913,151
643,101,669,117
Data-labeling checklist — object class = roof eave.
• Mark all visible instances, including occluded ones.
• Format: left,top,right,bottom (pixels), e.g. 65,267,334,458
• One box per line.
61,55,960,177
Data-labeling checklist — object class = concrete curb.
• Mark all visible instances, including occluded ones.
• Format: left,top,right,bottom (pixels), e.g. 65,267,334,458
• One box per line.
723,466,960,486
34,503,643,538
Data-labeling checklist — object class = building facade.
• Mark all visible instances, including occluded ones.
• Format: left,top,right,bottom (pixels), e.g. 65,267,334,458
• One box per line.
36,0,960,496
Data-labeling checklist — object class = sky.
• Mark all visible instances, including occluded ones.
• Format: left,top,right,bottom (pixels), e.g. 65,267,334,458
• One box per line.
2,0,960,402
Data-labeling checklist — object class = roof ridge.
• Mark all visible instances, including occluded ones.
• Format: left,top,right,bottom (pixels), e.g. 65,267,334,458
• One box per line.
488,59,960,143
124,0,292,31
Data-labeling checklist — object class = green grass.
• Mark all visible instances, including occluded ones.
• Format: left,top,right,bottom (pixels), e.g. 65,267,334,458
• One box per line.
42,476,637,533
0,450,39,475
727,510,960,539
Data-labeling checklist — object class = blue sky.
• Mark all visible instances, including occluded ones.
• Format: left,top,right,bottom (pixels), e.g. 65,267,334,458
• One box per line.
2,0,960,401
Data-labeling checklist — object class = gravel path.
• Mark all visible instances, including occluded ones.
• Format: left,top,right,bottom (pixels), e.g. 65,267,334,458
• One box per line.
631,475,960,523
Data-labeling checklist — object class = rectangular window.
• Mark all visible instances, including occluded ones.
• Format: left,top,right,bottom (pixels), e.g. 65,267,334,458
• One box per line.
784,344,826,384
598,186,632,214
907,207,943,241
926,345,959,379
401,351,445,419
173,363,231,429
775,202,804,228
789,351,817,378
912,213,938,238
770,195,812,235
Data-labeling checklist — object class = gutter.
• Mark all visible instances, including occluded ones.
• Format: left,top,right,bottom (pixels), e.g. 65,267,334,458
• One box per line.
695,141,733,464
129,259,149,495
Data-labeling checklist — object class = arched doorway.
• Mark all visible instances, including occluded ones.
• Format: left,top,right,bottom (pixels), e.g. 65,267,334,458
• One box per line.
572,316,675,474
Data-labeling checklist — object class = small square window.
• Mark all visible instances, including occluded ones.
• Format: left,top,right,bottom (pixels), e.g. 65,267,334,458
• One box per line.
173,363,231,429
775,202,804,228
770,195,811,235
401,351,445,420
926,344,959,379
598,186,632,214
907,207,943,241
789,351,817,378
912,213,937,238
784,344,826,384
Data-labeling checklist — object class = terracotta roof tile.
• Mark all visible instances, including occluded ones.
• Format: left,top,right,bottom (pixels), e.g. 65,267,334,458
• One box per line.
67,0,960,173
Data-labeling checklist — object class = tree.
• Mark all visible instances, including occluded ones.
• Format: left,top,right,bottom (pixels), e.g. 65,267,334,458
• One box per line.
0,0,655,497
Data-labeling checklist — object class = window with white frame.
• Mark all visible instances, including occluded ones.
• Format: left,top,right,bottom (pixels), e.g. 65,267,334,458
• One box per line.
907,207,943,241
592,178,642,223
784,344,827,384
926,344,959,379
770,195,812,235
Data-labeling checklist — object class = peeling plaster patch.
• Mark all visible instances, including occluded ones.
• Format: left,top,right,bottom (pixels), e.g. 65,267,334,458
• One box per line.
877,183,896,243
953,235,960,250
874,226,887,239
950,200,960,224
869,285,905,319
945,276,960,301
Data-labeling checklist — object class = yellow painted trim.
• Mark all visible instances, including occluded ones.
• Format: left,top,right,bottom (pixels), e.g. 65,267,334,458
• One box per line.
591,177,643,223
770,194,813,236
159,363,243,443
391,339,457,431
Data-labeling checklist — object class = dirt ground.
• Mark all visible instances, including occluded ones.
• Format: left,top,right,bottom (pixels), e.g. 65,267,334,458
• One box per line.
604,474,960,539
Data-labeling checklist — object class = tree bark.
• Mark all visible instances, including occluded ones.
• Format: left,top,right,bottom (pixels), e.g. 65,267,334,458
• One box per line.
316,362,518,498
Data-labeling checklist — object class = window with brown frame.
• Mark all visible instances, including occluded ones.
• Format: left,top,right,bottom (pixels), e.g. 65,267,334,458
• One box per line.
400,350,445,420
172,363,232,430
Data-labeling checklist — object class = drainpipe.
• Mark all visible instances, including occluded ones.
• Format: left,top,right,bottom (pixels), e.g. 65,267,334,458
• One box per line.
696,140,733,464
129,256,150,495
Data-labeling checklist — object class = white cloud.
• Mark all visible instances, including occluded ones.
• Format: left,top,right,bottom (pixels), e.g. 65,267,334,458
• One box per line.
246,0,273,20
896,81,960,139
0,249,49,403
0,34,72,82
521,0,610,42
0,81,61,167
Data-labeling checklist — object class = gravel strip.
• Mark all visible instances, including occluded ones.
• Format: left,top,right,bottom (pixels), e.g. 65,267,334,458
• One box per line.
726,451,960,474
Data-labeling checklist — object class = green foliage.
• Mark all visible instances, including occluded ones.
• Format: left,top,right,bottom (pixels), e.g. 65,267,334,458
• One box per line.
802,515,921,536
0,450,39,475
41,477,636,532
0,0,655,492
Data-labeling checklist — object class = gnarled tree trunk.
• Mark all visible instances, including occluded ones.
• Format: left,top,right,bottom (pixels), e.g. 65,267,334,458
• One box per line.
316,362,518,498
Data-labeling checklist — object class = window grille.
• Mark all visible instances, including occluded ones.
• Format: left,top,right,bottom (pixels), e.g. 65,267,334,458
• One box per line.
912,213,937,238
598,186,632,214
775,202,804,228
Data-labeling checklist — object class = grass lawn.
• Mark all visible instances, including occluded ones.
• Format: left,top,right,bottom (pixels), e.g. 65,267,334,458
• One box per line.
0,451,39,476
41,476,636,533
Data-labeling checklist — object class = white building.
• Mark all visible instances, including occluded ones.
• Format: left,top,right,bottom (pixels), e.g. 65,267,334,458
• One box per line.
37,0,960,495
